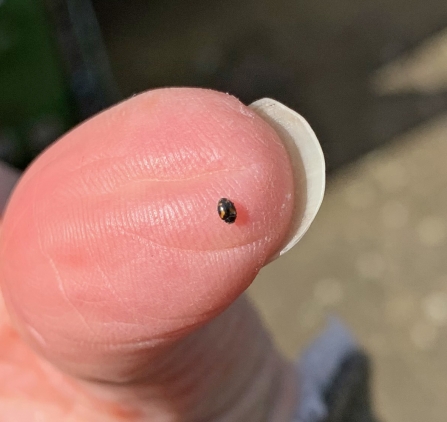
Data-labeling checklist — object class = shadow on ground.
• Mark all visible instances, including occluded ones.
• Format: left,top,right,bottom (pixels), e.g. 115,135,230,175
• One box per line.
94,0,447,171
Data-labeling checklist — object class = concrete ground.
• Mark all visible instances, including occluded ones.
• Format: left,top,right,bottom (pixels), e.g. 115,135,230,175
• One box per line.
249,111,447,422
248,23,447,422
94,1,447,420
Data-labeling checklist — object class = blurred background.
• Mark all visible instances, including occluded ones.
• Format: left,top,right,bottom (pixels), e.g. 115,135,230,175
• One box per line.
2,0,447,420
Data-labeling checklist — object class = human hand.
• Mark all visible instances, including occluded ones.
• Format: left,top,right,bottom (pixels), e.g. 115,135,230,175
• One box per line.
0,88,323,421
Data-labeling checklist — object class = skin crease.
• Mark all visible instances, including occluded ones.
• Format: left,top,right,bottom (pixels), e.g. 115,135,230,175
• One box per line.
0,88,300,421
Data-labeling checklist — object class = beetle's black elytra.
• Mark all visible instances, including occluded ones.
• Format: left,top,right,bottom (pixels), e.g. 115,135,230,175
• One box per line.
217,198,237,224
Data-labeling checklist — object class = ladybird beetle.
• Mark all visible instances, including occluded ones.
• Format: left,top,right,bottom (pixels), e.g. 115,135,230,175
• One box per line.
217,198,237,224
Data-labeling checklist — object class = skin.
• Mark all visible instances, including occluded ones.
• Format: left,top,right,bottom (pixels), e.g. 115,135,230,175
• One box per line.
0,88,300,421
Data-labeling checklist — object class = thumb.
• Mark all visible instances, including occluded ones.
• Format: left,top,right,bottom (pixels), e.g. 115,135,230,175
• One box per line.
0,88,322,420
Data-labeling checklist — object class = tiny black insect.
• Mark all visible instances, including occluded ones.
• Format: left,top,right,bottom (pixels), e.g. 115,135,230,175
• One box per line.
217,198,237,224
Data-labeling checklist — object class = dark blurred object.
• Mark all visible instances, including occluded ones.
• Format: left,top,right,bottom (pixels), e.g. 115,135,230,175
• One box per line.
325,352,379,422
44,0,119,119
0,0,118,169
